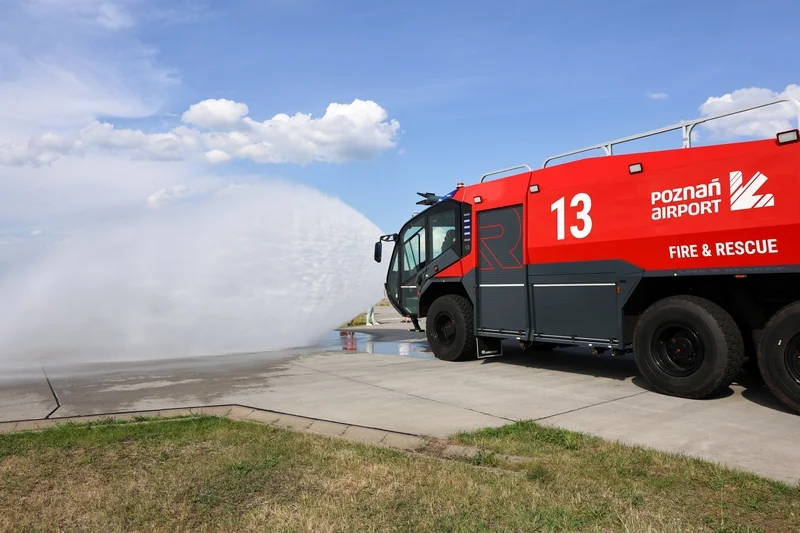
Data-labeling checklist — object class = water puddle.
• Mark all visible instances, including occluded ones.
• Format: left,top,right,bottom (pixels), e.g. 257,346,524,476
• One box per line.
1,330,435,383
313,331,434,360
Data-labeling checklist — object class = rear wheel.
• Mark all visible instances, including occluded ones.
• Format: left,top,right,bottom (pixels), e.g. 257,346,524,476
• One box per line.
426,294,476,362
633,295,744,399
757,301,800,414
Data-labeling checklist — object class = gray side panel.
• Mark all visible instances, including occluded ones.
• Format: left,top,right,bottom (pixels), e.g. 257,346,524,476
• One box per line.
479,286,527,332
419,276,461,297
526,260,645,346
532,284,618,341
462,268,476,306
475,205,528,336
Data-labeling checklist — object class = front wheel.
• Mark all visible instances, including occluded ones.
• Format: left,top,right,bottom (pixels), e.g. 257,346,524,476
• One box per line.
633,295,744,399
426,294,476,362
757,301,800,414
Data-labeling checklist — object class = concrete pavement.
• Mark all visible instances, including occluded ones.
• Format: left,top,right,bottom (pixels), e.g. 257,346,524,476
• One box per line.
1,304,798,485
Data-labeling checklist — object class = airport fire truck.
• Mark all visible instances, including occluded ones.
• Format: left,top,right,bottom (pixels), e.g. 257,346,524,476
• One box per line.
373,98,800,414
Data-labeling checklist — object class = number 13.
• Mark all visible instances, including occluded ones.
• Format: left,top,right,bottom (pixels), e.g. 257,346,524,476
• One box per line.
551,193,592,240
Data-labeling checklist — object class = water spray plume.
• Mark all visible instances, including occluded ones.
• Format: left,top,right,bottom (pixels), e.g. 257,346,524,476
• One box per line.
0,180,389,367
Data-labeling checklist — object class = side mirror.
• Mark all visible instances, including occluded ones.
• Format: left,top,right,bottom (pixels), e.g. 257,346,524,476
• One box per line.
373,241,382,263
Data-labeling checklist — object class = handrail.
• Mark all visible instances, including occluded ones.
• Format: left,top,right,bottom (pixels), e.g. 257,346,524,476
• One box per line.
541,97,800,168
479,164,532,183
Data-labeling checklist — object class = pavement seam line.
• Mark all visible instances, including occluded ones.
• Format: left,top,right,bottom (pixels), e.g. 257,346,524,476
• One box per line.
293,362,516,423
0,404,431,450
40,365,61,419
0,403,426,438
532,390,650,422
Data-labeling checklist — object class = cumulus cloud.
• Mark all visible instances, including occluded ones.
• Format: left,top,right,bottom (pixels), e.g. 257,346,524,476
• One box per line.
0,98,402,167
204,149,233,164
698,84,800,139
181,98,250,129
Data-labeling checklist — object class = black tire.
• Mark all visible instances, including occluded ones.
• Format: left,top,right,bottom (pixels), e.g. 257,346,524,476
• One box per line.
633,295,744,399
426,294,476,362
757,301,800,414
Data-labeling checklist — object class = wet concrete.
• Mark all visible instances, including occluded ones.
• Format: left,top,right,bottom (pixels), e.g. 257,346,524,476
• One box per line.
1,304,799,485
0,378,57,422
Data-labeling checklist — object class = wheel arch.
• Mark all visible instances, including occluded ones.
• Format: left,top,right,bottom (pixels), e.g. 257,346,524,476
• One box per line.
418,280,471,318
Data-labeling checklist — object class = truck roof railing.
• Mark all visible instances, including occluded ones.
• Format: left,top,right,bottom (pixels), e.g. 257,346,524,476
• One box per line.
479,164,532,183
541,97,800,169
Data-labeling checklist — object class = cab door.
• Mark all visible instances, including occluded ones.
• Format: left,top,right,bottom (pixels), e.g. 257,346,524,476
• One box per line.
398,217,426,317
474,204,529,337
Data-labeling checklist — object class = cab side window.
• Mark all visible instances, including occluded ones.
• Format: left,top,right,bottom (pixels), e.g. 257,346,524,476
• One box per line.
429,208,458,260
401,221,426,279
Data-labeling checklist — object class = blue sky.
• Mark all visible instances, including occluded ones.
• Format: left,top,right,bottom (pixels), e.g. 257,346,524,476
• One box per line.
0,0,798,235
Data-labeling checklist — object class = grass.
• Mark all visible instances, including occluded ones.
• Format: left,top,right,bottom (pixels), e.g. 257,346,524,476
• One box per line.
341,312,367,327
339,299,390,327
452,421,800,532
1,416,798,532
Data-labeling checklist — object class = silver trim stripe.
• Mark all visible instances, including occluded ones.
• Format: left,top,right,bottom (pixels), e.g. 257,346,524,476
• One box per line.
532,283,616,287
479,283,525,287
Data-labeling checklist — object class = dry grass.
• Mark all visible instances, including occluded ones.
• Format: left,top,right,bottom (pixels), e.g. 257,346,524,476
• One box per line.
451,421,800,533
341,312,367,327
340,299,389,327
0,416,797,532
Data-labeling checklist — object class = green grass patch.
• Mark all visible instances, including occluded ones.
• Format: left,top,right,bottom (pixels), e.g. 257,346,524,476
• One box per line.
453,420,799,532
0,416,797,532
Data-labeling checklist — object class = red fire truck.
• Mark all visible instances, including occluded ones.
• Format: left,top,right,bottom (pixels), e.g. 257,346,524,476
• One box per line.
374,98,800,414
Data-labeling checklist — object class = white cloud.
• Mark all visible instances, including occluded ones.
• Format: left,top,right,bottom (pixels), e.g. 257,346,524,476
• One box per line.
20,0,136,30
698,84,800,139
0,2,178,143
181,98,250,129
147,184,190,208
647,92,669,100
0,0,395,234
0,47,167,139
0,98,402,167
204,149,233,164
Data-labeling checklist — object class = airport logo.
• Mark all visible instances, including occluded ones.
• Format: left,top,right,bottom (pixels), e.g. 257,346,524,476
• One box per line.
730,171,774,211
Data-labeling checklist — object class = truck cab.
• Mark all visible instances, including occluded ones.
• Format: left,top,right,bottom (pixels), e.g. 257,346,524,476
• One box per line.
374,189,468,325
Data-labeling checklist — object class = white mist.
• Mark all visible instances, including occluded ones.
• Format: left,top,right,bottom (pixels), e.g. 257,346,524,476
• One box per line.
0,180,388,367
